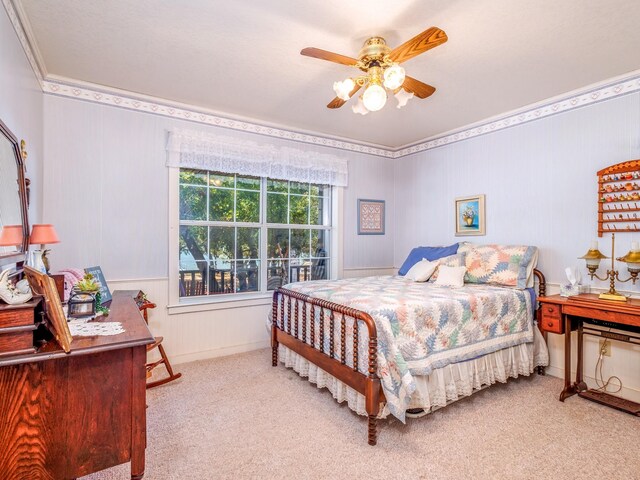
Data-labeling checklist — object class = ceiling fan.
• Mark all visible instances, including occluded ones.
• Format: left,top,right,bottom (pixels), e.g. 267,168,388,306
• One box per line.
301,26,447,114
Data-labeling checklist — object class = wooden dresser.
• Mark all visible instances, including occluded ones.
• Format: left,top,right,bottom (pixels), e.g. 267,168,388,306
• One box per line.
0,291,154,479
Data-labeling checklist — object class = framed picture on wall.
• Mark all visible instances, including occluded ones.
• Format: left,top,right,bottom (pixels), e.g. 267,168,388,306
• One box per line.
357,199,385,235
455,194,486,236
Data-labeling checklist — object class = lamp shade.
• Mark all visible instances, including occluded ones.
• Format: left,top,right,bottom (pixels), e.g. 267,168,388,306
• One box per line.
0,225,24,246
29,224,60,245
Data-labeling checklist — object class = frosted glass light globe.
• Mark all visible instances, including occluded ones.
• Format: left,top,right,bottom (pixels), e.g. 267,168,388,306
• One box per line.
362,84,387,111
383,64,406,90
333,78,355,101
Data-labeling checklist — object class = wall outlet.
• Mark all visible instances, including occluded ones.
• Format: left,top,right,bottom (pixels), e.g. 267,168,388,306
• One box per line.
599,339,612,357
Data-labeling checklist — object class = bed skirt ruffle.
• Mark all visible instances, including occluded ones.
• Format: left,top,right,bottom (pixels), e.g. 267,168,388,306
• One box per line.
277,327,549,419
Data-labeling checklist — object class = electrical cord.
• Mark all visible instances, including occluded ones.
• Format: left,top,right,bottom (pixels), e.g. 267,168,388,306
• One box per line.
594,330,622,394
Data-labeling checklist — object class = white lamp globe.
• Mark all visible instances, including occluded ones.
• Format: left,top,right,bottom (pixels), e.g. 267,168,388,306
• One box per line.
333,78,355,101
362,83,387,111
383,64,406,90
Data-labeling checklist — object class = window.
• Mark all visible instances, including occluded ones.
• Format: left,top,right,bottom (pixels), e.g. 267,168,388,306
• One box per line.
178,169,331,299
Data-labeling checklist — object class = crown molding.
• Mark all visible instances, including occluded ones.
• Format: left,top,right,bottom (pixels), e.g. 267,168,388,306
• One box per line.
394,69,640,157
2,0,45,84
42,76,395,158
5,0,640,159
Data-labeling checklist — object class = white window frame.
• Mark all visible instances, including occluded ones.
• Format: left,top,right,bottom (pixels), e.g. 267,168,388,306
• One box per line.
167,168,343,314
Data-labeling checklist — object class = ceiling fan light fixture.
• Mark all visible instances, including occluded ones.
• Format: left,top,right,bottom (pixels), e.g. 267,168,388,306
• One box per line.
394,88,414,108
383,64,406,90
352,96,369,115
362,83,387,112
333,78,355,101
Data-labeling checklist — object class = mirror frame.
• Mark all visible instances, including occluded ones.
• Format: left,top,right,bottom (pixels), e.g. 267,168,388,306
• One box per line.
0,118,30,268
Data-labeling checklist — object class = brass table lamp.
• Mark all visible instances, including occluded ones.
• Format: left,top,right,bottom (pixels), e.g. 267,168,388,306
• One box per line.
579,233,640,301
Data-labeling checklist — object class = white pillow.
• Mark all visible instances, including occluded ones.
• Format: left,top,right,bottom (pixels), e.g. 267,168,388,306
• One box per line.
405,259,438,282
434,265,467,287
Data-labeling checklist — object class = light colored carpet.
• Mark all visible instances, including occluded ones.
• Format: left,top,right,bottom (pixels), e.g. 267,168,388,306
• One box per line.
83,348,640,480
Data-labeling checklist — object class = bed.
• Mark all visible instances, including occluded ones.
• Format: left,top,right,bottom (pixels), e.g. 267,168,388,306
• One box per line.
270,244,549,446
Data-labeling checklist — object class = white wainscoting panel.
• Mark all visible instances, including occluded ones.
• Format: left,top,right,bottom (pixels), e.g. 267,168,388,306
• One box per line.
108,278,271,365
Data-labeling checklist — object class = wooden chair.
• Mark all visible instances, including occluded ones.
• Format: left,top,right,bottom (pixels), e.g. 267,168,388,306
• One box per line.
137,294,182,389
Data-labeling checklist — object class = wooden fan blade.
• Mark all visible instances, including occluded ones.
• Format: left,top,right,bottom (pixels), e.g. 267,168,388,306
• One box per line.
327,84,362,109
389,27,448,64
301,47,358,67
402,76,436,99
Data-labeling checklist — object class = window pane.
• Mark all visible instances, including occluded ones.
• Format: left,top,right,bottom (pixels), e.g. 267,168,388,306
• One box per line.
289,195,309,224
237,227,259,259
267,260,289,290
267,179,288,193
210,188,234,221
179,225,208,297
236,190,260,223
268,228,289,259
311,229,330,258
310,258,328,280
236,175,260,190
180,185,207,221
290,229,310,259
310,195,329,226
235,260,260,292
180,169,207,185
289,181,308,195
209,173,234,188
267,193,288,224
209,226,234,267
289,261,312,283
209,263,234,294
310,184,329,197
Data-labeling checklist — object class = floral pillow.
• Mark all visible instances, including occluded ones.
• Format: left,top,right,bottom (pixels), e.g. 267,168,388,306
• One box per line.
428,253,466,282
459,243,538,289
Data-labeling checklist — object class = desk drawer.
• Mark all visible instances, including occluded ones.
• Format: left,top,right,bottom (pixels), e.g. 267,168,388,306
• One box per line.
0,329,35,356
540,304,564,334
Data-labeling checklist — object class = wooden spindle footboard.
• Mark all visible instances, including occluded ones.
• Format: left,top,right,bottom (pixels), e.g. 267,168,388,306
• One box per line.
271,269,547,445
271,288,384,445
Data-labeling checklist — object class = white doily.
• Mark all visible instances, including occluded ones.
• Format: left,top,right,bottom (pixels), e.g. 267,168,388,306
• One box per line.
68,320,125,337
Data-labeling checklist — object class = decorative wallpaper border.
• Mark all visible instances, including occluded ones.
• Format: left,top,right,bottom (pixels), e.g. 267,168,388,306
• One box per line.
395,74,640,157
5,0,640,159
41,80,395,158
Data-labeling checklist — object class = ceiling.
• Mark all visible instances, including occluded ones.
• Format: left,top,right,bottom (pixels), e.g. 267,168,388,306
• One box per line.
17,0,640,148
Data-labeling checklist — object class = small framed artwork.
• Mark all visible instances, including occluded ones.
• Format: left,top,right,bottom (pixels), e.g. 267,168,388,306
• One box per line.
455,194,486,236
358,199,385,235
85,266,112,304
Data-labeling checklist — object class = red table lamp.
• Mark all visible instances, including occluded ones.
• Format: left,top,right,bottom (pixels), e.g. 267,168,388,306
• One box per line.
0,225,24,247
29,224,60,273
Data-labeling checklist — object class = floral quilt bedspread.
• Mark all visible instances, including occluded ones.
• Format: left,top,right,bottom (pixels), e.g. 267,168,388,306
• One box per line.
282,275,534,422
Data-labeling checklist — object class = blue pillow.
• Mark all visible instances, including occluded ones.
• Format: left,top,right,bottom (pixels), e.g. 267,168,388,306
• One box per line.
398,243,459,276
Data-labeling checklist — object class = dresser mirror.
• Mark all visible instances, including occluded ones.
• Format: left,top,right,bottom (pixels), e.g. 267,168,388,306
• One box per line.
0,119,29,267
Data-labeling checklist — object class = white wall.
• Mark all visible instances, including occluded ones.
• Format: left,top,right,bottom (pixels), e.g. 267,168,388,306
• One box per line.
0,7,43,225
394,92,640,400
42,94,395,362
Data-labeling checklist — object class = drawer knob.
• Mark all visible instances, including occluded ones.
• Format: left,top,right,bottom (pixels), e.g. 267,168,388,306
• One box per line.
546,307,554,312
547,321,554,327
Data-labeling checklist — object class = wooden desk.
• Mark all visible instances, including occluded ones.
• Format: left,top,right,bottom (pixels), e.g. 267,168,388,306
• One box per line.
0,291,155,479
538,294,640,415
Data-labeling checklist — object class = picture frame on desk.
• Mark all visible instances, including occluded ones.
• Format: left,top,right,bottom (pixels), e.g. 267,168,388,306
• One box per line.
85,266,111,304
23,266,72,352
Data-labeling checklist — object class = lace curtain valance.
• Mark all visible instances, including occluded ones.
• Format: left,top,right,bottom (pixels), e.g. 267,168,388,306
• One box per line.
166,129,349,187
